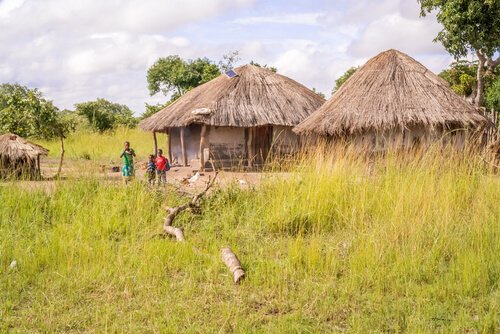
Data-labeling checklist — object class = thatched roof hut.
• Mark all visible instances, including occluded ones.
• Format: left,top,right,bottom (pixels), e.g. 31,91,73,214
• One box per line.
0,133,48,179
294,49,492,148
140,64,325,168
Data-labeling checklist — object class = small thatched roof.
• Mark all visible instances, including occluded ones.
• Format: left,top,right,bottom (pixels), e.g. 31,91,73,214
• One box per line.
140,64,325,131
0,133,49,160
294,49,492,136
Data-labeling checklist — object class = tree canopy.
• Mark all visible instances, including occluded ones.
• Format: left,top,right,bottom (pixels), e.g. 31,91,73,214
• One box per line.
75,98,137,132
419,0,500,106
332,67,358,94
147,56,221,100
0,83,68,139
439,60,477,97
249,60,277,73
141,101,172,120
439,60,499,125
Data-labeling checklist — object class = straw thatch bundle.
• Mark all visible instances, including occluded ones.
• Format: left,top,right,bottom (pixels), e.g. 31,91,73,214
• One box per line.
140,64,325,131
0,133,48,179
294,49,492,137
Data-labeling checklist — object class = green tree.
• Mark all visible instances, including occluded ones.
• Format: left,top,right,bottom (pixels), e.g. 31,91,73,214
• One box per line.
419,0,500,106
485,76,500,114
141,101,172,120
147,56,220,100
0,83,67,139
75,98,137,132
312,88,326,99
439,60,477,97
249,60,277,73
332,66,358,94
0,83,70,176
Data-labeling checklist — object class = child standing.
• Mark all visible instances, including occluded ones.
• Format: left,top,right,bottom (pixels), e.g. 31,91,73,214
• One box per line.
155,149,169,185
120,141,136,184
146,154,156,185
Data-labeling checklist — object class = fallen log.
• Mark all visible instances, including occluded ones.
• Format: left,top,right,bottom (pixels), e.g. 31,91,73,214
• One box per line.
221,247,245,284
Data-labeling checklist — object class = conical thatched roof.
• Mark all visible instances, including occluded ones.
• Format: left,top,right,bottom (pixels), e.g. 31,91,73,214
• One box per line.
140,64,325,131
0,133,49,160
294,49,492,136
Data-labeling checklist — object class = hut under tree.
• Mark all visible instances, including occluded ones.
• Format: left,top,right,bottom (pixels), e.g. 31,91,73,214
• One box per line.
294,49,492,149
140,64,325,169
0,133,48,179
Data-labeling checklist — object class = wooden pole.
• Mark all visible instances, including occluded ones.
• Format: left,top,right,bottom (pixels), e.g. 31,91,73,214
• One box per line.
247,127,254,168
167,129,172,163
153,131,158,156
199,125,207,171
180,127,188,166
37,154,41,178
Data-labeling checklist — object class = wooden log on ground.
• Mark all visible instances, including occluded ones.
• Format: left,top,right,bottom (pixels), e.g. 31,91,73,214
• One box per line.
164,225,185,242
221,247,245,284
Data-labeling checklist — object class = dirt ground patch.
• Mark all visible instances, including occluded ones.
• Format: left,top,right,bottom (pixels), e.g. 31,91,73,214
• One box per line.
2,158,270,193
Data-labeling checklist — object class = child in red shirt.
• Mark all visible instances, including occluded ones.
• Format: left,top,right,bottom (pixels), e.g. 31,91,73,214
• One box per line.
155,149,169,185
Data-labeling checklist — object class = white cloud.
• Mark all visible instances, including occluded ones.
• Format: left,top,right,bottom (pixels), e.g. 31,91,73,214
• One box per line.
0,0,454,115
0,0,254,113
347,13,444,57
233,12,324,25
0,0,24,17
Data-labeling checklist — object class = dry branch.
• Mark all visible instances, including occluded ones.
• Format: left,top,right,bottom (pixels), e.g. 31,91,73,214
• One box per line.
161,172,219,240
164,226,185,242
221,247,245,284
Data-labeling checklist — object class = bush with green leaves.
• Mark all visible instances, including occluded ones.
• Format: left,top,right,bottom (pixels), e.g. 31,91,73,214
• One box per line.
75,98,138,132
0,83,67,139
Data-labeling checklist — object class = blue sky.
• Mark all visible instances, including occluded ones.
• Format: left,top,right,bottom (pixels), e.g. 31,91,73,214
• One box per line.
0,0,454,114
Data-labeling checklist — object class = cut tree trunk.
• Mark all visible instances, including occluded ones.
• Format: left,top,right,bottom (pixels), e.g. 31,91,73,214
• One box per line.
221,247,245,284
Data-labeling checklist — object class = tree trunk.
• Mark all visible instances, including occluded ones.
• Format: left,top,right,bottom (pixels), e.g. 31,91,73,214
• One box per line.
55,136,65,178
475,51,487,107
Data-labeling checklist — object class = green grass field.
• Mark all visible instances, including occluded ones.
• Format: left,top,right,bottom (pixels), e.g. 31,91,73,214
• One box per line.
38,127,166,162
0,145,499,332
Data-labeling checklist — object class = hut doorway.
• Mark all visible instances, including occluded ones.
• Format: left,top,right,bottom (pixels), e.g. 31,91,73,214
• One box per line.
249,126,273,166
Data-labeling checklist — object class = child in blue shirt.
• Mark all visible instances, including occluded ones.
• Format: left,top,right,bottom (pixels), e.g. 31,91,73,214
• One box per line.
146,154,156,185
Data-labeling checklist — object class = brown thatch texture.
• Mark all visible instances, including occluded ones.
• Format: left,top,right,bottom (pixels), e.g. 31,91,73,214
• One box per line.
140,64,325,131
294,49,492,136
0,133,49,160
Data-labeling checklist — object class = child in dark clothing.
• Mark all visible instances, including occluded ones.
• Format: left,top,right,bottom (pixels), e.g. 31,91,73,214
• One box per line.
146,154,156,185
